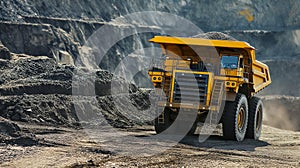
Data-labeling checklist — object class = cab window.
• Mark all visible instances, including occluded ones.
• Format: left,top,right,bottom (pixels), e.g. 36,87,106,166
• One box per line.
221,56,239,69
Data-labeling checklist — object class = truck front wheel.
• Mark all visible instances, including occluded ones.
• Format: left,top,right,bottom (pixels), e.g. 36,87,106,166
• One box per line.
154,108,197,135
154,108,174,134
222,93,248,141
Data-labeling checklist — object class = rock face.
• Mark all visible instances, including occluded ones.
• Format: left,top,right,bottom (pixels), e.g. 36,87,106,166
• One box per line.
1,0,300,31
259,60,300,97
0,51,151,128
1,1,300,60
0,1,299,95
0,22,81,64
226,30,300,60
0,116,39,146
0,117,20,136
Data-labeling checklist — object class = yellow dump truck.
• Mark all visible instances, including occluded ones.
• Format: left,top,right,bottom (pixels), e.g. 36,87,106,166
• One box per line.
148,36,271,141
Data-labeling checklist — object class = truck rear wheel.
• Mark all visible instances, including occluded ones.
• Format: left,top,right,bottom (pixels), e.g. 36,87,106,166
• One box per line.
222,93,248,141
246,97,263,140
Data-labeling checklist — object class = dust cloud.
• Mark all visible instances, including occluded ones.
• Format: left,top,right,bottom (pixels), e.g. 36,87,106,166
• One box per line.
262,96,300,131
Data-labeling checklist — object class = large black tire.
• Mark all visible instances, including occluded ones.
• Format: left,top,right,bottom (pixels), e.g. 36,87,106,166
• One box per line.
154,108,174,134
187,121,198,135
222,93,248,141
154,108,197,135
246,97,263,140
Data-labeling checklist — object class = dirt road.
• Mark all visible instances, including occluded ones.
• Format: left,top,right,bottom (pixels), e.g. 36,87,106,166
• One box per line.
0,123,299,168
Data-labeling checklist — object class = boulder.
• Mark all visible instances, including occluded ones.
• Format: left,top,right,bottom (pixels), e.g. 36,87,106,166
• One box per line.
0,43,12,60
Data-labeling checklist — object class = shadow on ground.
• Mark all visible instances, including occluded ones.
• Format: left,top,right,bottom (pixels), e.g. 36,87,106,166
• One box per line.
180,134,270,152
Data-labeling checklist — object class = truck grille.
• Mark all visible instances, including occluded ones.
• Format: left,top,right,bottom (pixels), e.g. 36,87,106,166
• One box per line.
173,72,209,104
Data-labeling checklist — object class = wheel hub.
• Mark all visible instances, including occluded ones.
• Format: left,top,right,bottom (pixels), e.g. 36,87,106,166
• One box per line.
238,107,245,130
256,107,262,132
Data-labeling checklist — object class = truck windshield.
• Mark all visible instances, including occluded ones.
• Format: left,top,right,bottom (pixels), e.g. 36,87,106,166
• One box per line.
221,56,239,69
